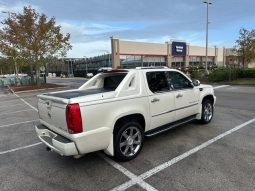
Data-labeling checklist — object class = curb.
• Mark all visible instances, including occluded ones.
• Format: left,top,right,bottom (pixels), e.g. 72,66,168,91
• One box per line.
7,85,67,94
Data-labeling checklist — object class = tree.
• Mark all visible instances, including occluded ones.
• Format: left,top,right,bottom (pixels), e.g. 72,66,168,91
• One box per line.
0,6,72,84
233,28,255,67
0,57,14,75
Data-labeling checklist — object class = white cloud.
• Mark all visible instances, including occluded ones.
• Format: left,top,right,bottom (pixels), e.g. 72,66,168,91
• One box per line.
67,40,111,58
0,2,40,20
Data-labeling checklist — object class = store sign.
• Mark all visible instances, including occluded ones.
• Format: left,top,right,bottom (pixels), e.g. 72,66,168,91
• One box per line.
172,41,186,56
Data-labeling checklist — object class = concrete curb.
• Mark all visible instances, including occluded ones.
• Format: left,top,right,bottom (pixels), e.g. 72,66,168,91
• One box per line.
7,85,67,94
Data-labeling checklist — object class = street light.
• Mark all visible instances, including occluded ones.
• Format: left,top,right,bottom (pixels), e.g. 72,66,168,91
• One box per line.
204,0,212,75
103,50,111,67
83,56,88,75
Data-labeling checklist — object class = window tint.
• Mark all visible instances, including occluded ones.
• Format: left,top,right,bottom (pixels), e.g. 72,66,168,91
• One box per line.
168,72,192,90
146,72,169,93
103,73,127,90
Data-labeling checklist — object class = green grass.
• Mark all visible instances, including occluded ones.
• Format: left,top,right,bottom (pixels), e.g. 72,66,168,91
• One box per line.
228,78,255,85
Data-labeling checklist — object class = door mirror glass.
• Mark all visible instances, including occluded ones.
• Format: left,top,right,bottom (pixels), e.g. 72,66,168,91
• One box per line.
192,80,200,86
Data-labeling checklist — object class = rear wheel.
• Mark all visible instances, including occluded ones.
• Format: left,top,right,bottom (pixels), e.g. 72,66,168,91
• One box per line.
200,99,213,124
114,121,144,161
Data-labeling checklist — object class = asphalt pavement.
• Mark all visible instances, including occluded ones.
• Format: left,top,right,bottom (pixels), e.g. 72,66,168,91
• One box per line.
0,82,254,191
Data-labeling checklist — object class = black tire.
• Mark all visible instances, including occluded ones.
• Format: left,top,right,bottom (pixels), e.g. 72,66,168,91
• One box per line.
114,121,144,161
200,99,214,124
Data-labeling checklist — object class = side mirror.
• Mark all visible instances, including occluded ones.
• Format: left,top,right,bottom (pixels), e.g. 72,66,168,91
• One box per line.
193,80,200,86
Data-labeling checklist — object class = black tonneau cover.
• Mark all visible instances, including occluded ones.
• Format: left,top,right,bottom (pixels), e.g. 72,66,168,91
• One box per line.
45,89,113,99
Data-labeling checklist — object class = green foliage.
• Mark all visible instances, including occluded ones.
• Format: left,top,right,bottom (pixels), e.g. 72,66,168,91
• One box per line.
208,68,229,82
233,28,255,66
237,68,255,78
208,68,255,82
0,6,72,84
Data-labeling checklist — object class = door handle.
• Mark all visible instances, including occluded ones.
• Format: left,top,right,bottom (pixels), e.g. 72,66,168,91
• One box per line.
151,98,160,103
176,94,183,98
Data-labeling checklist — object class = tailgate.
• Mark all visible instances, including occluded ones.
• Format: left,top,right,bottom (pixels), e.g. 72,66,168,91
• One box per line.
38,95,69,134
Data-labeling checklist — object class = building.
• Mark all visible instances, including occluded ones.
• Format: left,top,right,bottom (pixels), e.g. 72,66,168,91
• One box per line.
111,37,255,69
48,54,112,77
111,37,226,69
48,37,255,78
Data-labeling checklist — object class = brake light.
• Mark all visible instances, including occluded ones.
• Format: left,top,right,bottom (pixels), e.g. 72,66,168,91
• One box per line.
66,103,83,134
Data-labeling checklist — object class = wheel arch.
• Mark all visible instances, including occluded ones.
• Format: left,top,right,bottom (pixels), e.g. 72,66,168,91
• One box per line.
202,94,214,104
113,113,146,136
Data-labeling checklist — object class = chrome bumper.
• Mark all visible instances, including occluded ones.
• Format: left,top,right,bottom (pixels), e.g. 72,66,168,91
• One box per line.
35,124,79,156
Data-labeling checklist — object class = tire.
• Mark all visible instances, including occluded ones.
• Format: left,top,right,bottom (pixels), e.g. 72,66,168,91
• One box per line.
114,121,144,161
200,99,214,124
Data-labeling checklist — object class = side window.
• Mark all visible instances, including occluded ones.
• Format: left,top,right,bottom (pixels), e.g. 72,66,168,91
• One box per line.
168,72,192,90
146,72,169,93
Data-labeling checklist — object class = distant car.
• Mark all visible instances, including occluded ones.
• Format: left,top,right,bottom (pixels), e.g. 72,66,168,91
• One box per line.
86,73,93,78
36,67,216,161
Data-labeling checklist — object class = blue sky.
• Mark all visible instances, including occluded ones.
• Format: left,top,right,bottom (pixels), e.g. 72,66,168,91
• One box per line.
1,0,255,57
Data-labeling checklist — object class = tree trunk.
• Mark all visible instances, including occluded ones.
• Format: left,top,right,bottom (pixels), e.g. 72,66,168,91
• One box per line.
29,64,34,84
36,67,40,85
14,61,21,86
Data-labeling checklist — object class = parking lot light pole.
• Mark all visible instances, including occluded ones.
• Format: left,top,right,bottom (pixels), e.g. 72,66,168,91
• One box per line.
83,56,88,76
204,0,212,75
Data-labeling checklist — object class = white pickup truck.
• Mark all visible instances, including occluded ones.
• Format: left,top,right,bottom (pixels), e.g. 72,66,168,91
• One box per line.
36,67,216,161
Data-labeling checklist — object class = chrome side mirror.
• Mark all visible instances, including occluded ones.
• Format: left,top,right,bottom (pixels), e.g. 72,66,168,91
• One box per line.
193,80,200,86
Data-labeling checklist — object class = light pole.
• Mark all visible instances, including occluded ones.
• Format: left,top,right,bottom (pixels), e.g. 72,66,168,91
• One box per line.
204,0,212,75
83,56,88,76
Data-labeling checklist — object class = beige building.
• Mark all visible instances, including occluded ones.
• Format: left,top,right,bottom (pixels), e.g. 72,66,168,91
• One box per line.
111,37,255,69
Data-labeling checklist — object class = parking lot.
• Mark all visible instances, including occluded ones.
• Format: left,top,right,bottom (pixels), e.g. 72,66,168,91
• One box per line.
0,83,254,191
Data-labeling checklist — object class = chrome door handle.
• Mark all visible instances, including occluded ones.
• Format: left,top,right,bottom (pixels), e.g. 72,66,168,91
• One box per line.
151,98,160,103
176,94,183,98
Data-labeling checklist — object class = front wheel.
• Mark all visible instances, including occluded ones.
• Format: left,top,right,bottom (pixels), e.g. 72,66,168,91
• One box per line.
200,99,213,124
114,121,144,161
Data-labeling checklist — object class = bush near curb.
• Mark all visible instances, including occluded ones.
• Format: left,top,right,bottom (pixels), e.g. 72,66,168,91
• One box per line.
189,67,255,82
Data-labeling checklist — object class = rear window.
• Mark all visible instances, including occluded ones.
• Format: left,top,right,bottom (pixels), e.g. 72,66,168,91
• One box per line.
103,73,127,90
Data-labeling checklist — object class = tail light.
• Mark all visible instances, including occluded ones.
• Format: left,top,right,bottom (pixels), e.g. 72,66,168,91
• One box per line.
66,103,83,134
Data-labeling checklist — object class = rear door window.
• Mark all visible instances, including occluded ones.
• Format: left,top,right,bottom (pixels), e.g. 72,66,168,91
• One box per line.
146,72,169,93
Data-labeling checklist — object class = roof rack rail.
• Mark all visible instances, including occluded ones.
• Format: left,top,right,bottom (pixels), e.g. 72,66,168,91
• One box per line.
135,66,169,69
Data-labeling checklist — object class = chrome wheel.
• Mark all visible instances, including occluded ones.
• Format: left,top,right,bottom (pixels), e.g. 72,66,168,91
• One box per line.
203,102,213,122
119,126,142,157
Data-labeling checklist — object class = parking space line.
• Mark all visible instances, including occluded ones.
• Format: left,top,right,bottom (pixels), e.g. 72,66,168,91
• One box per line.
213,85,230,89
0,142,42,155
0,109,34,116
98,153,158,191
0,119,38,128
9,87,38,112
113,117,255,190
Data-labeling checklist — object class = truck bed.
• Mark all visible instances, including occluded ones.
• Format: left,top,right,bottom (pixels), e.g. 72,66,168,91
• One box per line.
44,88,113,99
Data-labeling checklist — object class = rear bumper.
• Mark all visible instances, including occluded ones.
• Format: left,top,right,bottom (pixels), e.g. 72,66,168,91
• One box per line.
35,124,79,156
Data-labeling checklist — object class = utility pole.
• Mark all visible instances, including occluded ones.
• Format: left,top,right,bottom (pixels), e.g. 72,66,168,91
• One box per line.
204,1,212,75
83,56,88,76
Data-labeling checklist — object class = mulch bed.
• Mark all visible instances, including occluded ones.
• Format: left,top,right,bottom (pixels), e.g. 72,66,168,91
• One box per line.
10,83,64,92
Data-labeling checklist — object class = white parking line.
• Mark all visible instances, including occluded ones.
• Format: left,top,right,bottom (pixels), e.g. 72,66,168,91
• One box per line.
98,153,158,191
0,119,38,128
213,85,230,89
9,87,38,112
0,109,34,116
113,117,255,190
0,142,42,155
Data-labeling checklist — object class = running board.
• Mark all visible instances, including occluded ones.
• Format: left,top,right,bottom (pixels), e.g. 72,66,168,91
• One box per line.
145,115,197,137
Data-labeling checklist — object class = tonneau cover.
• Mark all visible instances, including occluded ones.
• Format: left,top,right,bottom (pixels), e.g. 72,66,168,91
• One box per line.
44,88,113,99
